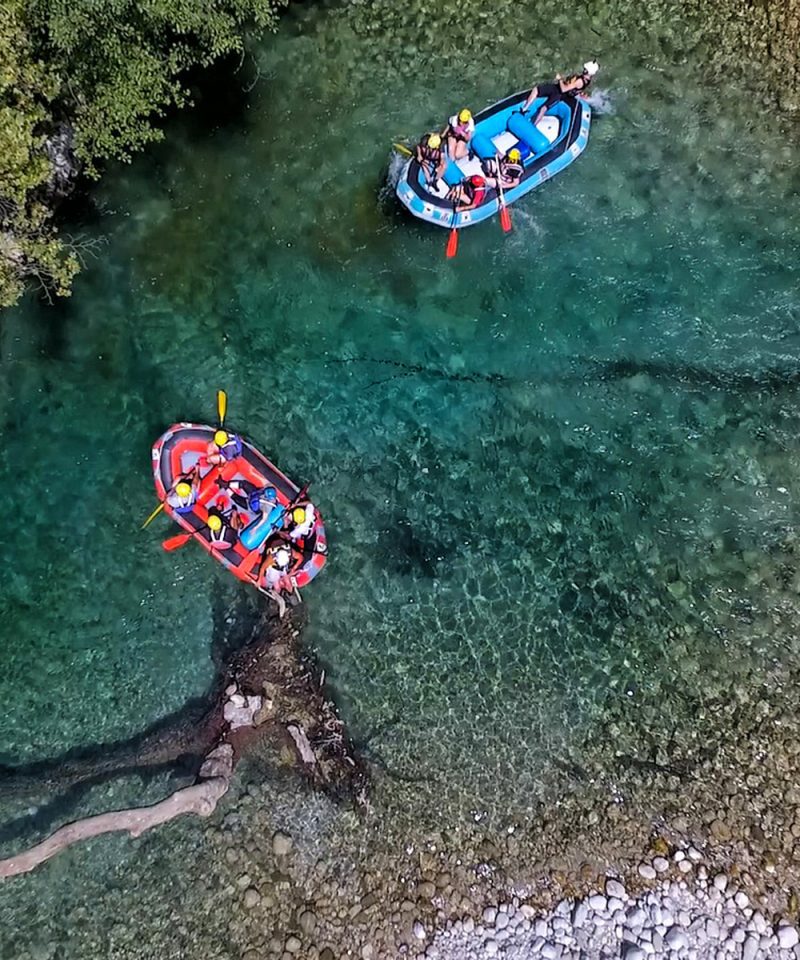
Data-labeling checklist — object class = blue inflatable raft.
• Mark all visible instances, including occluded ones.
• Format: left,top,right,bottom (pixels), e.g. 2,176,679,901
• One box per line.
396,89,592,229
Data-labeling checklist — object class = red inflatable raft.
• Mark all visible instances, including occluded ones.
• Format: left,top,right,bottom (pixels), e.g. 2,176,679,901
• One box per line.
151,423,327,593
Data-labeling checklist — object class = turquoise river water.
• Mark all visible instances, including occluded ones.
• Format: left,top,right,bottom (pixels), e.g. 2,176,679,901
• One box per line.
1,0,799,955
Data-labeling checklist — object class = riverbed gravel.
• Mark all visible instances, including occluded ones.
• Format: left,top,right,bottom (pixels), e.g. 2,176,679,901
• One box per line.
422,871,798,959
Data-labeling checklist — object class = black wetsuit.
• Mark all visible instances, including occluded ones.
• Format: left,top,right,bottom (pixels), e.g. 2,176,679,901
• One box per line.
536,82,565,110
535,76,591,110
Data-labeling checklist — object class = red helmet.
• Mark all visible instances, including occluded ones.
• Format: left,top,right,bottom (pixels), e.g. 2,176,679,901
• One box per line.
469,175,485,187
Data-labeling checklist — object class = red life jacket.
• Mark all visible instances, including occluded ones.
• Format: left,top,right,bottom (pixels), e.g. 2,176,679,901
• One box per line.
467,175,486,206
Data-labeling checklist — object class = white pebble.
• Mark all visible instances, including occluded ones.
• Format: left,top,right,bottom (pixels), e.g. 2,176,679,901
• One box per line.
572,902,588,927
412,920,426,941
664,926,688,951
778,925,800,949
734,891,749,909
622,945,644,960
606,879,627,899
638,863,657,880
738,936,758,960
482,907,497,926
687,846,703,861
652,857,669,873
588,894,607,912
713,874,728,891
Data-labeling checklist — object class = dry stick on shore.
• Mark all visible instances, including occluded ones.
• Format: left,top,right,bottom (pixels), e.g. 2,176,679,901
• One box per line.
0,601,370,880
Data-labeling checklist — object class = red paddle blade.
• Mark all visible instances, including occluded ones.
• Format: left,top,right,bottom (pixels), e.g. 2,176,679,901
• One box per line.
445,227,458,259
500,204,512,233
162,533,193,551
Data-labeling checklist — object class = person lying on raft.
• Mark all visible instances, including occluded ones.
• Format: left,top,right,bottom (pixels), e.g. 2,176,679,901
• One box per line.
414,132,446,186
522,60,599,126
481,148,525,189
444,108,475,160
447,174,487,211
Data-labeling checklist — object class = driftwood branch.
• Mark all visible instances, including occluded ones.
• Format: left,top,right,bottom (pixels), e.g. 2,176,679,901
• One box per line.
0,745,233,879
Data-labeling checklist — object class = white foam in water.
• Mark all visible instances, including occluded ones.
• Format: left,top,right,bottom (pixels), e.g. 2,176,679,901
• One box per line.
585,89,615,115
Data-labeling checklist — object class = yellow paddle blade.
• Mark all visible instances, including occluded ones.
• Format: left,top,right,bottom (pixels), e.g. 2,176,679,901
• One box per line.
141,500,166,529
217,389,227,427
393,142,413,157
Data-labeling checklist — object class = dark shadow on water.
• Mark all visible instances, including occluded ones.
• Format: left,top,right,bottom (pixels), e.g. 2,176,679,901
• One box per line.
0,582,260,847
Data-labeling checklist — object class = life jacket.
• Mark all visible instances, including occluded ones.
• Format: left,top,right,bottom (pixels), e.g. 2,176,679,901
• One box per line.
288,502,315,542
466,175,486,206
220,434,242,461
502,160,524,181
167,483,195,514
418,137,442,164
208,512,234,549
261,541,300,590
448,116,475,141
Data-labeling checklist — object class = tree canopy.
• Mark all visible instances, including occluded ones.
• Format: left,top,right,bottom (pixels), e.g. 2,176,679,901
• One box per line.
0,0,285,308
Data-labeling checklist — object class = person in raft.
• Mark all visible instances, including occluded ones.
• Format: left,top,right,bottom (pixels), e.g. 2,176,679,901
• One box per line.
481,148,525,189
257,539,303,617
166,471,200,514
205,429,242,468
286,501,315,544
521,60,600,126
444,108,475,160
206,508,236,550
447,174,487,211
414,132,446,186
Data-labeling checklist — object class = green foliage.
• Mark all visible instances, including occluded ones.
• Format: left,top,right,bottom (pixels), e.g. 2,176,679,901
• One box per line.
0,0,286,307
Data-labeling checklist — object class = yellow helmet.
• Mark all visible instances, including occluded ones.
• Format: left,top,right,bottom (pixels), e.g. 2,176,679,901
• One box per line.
458,108,472,123
175,481,192,498
427,132,442,150
292,507,307,525
207,514,223,532
508,148,521,163
213,429,228,447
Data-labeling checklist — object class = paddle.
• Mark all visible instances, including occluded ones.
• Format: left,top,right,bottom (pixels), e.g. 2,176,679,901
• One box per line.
141,500,166,530
217,389,227,428
162,532,193,552
393,142,413,157
445,204,459,259
495,156,512,233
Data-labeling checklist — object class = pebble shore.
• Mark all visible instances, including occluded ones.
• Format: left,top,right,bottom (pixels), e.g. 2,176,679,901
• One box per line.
424,866,799,960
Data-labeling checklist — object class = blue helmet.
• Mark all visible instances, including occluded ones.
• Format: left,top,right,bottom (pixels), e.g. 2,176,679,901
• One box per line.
248,486,278,512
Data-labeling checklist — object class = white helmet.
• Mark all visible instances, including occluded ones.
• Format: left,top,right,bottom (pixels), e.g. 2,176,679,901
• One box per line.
583,60,600,76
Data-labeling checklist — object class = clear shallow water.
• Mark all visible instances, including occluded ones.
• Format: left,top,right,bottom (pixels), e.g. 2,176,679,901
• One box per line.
1,0,800,950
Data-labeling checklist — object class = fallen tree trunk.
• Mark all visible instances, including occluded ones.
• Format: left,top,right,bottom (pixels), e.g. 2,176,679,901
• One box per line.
0,745,234,879
0,598,369,878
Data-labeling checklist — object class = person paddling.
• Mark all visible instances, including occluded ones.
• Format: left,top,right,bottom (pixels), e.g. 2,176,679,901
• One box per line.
522,60,599,125
415,132,446,186
166,471,200,514
482,148,525,189
447,174,487,211
206,509,235,550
